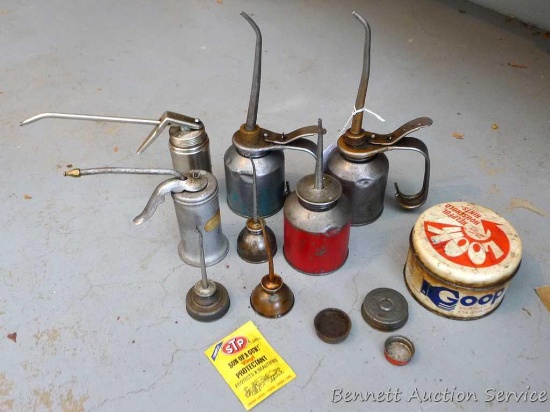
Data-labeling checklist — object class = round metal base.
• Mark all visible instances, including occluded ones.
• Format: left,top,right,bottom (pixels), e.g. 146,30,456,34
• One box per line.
250,275,294,318
227,201,283,219
237,219,277,264
350,206,384,227
186,282,230,322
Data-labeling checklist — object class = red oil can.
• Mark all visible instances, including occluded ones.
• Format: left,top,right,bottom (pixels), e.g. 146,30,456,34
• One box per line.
283,120,351,275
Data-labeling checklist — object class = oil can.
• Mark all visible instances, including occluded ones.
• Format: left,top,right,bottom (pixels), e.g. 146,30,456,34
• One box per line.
225,12,319,218
283,120,351,275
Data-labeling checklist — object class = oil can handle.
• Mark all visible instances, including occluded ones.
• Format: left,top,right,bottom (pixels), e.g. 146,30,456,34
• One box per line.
388,137,430,210
20,111,203,154
262,125,323,158
133,178,188,225
135,111,203,154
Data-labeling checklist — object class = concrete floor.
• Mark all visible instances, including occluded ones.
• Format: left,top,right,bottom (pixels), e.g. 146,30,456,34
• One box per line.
1,0,549,411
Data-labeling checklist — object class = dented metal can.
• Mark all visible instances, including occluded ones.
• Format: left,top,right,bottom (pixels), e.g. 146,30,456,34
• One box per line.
283,175,351,275
404,202,522,320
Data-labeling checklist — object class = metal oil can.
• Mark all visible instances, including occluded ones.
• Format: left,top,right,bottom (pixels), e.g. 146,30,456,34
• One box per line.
324,12,432,226
404,202,522,320
283,120,351,275
225,12,319,218
135,170,229,267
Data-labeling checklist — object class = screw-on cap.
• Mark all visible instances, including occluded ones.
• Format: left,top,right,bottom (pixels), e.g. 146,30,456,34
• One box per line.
361,288,408,331
314,308,352,344
384,335,415,366
296,174,342,211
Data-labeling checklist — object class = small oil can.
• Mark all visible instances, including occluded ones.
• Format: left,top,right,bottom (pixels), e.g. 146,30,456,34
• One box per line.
283,120,351,275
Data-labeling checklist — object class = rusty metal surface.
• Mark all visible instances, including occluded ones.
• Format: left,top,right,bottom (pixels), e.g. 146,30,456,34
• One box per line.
313,308,352,344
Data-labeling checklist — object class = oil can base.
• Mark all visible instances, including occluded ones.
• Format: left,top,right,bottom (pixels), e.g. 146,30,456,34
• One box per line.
227,201,283,219
350,206,384,227
186,282,230,322
178,238,229,267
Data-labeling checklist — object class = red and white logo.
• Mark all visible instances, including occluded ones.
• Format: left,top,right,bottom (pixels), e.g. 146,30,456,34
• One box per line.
222,336,248,355
423,220,510,268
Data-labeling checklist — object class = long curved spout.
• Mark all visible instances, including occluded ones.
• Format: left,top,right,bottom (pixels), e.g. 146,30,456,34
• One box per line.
241,11,262,131
350,11,371,135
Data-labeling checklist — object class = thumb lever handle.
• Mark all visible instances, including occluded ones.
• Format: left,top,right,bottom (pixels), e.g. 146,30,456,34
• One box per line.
136,111,203,154
20,111,203,154
133,179,189,225
133,171,208,225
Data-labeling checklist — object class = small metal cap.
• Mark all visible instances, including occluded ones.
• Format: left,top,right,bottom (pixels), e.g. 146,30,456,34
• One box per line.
384,335,415,366
314,308,352,344
296,174,342,211
361,288,408,331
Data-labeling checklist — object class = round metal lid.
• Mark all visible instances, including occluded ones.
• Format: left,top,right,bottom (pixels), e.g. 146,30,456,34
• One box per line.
361,288,408,331
314,308,351,344
169,125,207,149
173,170,217,205
411,202,522,288
384,335,415,366
296,174,342,210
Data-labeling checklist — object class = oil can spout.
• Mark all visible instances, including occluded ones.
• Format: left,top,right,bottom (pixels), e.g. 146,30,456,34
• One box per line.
350,11,371,135
241,11,262,131
314,118,326,190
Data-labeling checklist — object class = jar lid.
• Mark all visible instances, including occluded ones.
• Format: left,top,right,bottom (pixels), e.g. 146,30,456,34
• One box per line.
314,308,352,344
361,288,408,331
384,335,415,366
411,202,522,288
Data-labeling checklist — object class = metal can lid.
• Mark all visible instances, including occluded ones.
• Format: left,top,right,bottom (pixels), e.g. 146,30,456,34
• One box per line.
173,170,217,204
361,288,408,331
411,202,522,288
314,308,351,344
384,335,415,366
296,174,342,210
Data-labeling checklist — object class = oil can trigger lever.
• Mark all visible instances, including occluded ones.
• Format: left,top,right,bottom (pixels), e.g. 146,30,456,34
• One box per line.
134,172,207,225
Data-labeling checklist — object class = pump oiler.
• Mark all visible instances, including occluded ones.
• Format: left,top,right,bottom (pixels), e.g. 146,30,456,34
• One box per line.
65,167,229,266
22,111,212,173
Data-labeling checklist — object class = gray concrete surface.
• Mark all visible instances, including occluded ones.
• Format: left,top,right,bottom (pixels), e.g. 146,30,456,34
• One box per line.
1,0,549,411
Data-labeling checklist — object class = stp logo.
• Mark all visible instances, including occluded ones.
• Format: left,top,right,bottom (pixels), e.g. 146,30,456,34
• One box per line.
222,336,248,355
424,220,510,268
